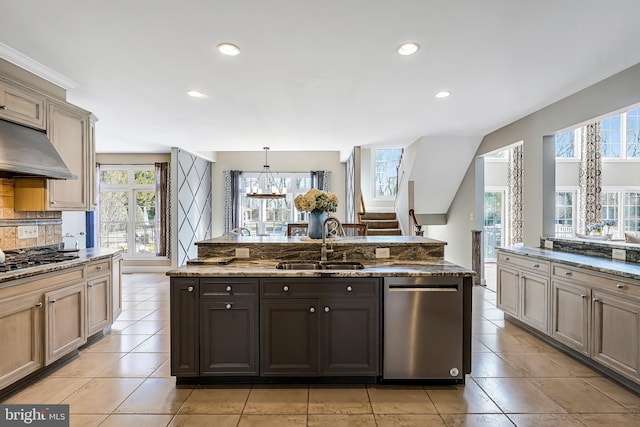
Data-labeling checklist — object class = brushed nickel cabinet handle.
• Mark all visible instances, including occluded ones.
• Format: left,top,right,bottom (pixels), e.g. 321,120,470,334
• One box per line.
0,105,6,110
580,294,587,299
283,285,289,292
187,286,194,292
50,299,56,303
532,264,540,268
225,303,232,309
309,307,315,313
324,306,330,313
97,265,103,270
88,283,93,287
593,298,600,302
616,284,624,289
346,285,353,292
505,257,510,261
226,285,232,292
35,302,43,307
565,271,573,276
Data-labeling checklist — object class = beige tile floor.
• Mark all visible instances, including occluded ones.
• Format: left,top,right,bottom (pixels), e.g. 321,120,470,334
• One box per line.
3,273,640,426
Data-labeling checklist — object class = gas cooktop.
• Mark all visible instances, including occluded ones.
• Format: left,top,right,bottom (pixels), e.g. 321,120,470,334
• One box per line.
0,247,79,273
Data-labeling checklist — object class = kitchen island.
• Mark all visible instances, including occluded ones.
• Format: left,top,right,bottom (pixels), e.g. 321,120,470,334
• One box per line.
167,235,474,385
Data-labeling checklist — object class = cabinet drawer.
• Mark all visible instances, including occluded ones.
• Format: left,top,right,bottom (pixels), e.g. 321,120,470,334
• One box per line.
86,259,111,277
201,278,258,297
553,264,640,300
261,278,379,298
498,252,550,274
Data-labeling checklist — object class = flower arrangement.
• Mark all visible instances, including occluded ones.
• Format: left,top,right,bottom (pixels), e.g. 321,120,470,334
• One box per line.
294,189,338,213
587,220,617,235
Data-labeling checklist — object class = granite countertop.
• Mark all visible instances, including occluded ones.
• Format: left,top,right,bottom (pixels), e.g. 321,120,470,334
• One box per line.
195,235,447,246
166,259,474,278
0,247,122,284
497,246,640,281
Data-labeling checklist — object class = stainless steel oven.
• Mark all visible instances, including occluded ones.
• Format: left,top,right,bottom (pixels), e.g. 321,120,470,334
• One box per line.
383,276,464,380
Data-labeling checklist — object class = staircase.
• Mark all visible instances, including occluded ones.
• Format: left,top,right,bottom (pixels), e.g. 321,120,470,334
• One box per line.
358,212,402,236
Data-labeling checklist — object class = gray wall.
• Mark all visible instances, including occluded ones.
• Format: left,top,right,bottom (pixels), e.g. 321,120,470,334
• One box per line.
434,63,640,268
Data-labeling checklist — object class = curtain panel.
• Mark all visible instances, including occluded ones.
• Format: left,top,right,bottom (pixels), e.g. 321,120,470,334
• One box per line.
507,144,523,246
154,162,169,257
345,151,356,222
310,171,331,191
578,122,602,234
223,170,242,233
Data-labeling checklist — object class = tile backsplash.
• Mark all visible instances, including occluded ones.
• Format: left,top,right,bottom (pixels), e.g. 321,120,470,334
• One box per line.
0,178,62,249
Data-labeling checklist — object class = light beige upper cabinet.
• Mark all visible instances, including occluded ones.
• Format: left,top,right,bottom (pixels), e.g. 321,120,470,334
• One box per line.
46,100,92,210
0,293,43,389
0,80,46,129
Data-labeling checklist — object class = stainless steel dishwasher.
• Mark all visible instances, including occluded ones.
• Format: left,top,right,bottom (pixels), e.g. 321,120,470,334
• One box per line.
383,276,464,380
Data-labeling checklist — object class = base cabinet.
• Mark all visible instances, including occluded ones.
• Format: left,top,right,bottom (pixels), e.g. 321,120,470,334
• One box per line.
551,279,590,355
0,293,43,389
45,282,86,365
87,275,111,336
497,253,550,333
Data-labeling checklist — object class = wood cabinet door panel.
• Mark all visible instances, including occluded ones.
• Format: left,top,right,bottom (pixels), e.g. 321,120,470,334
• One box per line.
592,291,640,380
200,299,258,375
87,275,111,336
45,282,86,365
551,279,590,355
0,82,45,129
0,294,43,389
170,278,199,376
261,299,319,376
320,298,378,376
497,265,519,317
520,272,549,333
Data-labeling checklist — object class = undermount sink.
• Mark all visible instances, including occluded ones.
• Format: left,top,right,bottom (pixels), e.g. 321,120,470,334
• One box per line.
275,261,365,270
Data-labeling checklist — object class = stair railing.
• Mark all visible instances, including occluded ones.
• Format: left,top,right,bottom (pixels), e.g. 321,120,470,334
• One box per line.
357,192,366,223
409,209,424,236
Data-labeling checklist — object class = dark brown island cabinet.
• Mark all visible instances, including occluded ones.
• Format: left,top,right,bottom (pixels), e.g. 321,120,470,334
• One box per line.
171,276,381,384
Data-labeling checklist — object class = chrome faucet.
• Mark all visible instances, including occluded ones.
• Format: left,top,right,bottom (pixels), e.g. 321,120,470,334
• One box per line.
321,216,344,261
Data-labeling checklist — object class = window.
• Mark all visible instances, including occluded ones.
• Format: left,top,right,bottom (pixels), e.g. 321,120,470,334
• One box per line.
484,191,504,261
555,191,576,237
626,108,640,158
555,130,576,158
99,165,157,257
374,149,403,198
599,190,640,237
601,115,622,158
240,172,312,235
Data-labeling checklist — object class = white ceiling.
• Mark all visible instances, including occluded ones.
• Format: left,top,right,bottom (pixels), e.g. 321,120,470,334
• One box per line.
2,0,640,158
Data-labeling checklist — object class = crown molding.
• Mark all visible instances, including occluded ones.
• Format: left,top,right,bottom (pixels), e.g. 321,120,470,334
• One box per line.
0,42,78,90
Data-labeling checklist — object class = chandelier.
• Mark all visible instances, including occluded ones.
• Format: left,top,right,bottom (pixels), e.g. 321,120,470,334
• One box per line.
246,147,286,199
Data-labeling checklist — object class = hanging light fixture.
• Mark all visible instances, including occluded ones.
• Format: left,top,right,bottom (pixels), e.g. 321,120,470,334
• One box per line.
246,147,286,199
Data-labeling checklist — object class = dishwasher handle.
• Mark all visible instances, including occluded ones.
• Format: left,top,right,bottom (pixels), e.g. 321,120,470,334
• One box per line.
387,284,459,292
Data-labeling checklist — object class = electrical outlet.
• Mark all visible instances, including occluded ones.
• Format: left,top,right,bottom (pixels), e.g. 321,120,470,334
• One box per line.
612,248,626,261
375,248,390,259
18,225,38,239
544,240,553,249
235,248,250,258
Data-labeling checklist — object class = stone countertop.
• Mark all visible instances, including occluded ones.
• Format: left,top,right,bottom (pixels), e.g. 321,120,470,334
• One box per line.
497,246,640,281
166,259,474,278
0,247,122,284
196,235,447,246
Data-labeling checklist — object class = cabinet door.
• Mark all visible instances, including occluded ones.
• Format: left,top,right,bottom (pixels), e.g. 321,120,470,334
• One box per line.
0,81,45,129
261,299,319,376
45,282,86,365
0,294,43,389
200,299,258,376
87,275,111,336
47,101,89,210
497,265,519,317
520,271,550,333
551,279,590,355
112,254,123,321
170,278,199,376
320,298,378,376
592,291,640,381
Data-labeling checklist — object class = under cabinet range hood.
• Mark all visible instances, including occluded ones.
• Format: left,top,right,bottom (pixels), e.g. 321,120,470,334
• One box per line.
0,119,76,180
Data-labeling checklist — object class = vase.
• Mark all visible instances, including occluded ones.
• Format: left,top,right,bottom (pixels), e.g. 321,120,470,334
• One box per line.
307,211,327,239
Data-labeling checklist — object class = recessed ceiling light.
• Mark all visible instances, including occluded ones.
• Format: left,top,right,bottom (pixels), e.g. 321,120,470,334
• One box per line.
217,43,240,56
398,42,420,56
435,91,451,98
187,90,206,98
